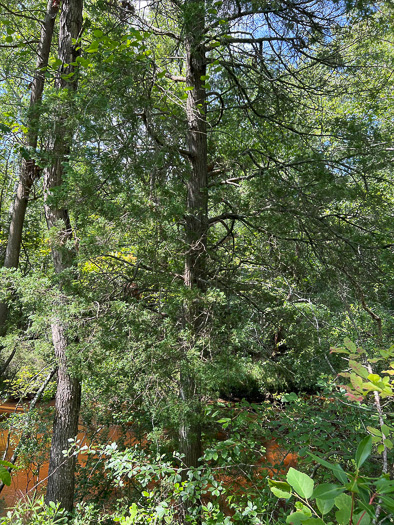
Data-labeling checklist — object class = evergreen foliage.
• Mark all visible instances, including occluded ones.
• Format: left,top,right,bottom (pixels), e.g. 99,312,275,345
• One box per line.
0,0,392,522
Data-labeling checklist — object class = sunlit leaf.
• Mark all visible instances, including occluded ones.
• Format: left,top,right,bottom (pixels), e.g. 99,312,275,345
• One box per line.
349,361,369,379
287,468,314,499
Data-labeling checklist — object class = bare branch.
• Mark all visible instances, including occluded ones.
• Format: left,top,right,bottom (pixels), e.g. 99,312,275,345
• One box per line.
205,35,296,50
0,40,39,48
0,2,44,24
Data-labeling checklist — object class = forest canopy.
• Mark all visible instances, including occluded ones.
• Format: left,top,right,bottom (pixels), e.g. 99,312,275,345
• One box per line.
0,0,393,523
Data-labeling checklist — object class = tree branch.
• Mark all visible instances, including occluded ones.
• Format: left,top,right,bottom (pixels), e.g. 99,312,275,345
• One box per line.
0,2,43,24
205,35,296,50
0,40,39,48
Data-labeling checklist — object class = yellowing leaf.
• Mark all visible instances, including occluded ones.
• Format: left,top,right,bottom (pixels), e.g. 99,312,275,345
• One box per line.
349,360,369,379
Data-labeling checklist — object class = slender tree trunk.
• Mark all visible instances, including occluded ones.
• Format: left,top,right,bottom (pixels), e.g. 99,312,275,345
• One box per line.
43,0,83,511
0,0,60,337
179,0,208,521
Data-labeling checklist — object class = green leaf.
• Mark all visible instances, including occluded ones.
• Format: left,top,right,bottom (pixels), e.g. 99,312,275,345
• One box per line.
312,484,345,501
350,373,363,391
335,506,351,525
268,479,292,499
381,424,392,437
129,503,138,519
349,361,369,379
356,499,375,517
316,497,335,515
344,338,357,352
0,467,11,486
376,478,394,494
61,72,75,80
380,495,394,512
363,382,383,392
383,438,393,449
366,426,382,437
0,460,14,469
355,436,372,469
75,56,90,67
308,452,348,484
86,45,99,53
335,493,352,509
286,468,314,499
377,444,385,454
286,511,311,524
353,511,370,525
330,347,350,354
50,57,63,68
155,504,167,518
295,502,311,513
282,392,299,402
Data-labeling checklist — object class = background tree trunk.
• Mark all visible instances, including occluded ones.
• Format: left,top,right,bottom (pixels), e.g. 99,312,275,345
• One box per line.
0,0,60,337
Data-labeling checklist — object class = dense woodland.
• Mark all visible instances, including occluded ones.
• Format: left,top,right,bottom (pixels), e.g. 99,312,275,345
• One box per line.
0,0,393,523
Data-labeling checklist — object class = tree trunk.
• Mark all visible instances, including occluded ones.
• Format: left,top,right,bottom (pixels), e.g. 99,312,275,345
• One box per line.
43,0,83,512
179,0,208,521
45,323,81,511
0,0,60,337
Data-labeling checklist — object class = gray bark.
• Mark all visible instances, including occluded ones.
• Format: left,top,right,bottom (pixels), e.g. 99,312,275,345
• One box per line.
45,323,81,511
179,1,208,521
43,0,83,512
0,0,60,337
